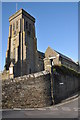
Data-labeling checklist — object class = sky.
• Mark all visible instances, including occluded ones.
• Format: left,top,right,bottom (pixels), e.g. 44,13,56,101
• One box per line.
2,2,78,71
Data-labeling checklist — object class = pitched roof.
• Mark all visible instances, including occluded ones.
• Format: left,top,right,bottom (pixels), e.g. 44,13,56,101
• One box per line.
46,46,77,64
54,50,77,64
38,51,45,58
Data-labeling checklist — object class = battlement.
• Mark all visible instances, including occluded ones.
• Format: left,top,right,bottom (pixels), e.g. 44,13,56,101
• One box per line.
9,8,35,22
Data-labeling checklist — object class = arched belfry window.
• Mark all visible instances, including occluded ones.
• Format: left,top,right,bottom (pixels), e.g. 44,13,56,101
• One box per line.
26,21,28,29
29,24,31,31
13,23,15,31
10,25,12,36
16,21,18,29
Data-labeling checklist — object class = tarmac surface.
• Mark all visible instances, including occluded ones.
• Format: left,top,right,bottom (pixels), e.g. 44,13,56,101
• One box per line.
2,95,80,118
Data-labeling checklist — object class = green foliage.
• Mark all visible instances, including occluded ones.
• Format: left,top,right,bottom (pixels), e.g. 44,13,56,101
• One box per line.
53,68,56,73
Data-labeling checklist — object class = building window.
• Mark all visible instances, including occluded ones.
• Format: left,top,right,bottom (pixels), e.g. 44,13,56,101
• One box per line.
29,24,31,31
13,23,15,31
14,31,16,35
10,25,12,36
14,48,15,60
26,21,28,29
25,33,27,44
16,21,18,29
50,59,53,66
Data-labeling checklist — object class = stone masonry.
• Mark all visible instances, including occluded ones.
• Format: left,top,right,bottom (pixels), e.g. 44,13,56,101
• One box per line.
2,8,80,109
44,47,80,73
2,71,52,108
5,9,44,78
4,9,80,79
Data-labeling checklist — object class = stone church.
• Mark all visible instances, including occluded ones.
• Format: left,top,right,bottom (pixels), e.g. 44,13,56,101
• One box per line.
2,8,80,109
3,8,79,79
5,8,44,78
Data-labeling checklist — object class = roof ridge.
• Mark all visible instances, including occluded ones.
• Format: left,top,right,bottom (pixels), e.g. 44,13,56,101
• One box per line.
52,48,76,64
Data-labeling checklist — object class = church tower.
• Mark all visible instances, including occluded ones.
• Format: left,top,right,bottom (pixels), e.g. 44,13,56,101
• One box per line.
5,9,38,77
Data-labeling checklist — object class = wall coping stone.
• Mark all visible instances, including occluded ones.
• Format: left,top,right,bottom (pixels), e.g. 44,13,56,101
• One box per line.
12,71,50,81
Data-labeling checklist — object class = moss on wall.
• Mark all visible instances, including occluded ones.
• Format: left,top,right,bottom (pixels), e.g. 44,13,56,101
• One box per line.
53,65,80,77
53,65,80,104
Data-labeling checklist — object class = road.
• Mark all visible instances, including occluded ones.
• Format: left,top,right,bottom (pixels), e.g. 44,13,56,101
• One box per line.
2,96,80,118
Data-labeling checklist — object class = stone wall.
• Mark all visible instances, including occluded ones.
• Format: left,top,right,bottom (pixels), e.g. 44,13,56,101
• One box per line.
52,65,80,104
44,46,79,72
2,71,52,109
2,70,9,80
5,9,41,78
60,57,79,72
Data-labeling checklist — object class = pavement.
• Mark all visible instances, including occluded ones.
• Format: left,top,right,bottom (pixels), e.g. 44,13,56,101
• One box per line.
61,93,79,103
2,94,80,118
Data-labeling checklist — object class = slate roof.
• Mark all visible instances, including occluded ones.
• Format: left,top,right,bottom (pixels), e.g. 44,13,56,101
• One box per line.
38,51,45,58
54,50,77,64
